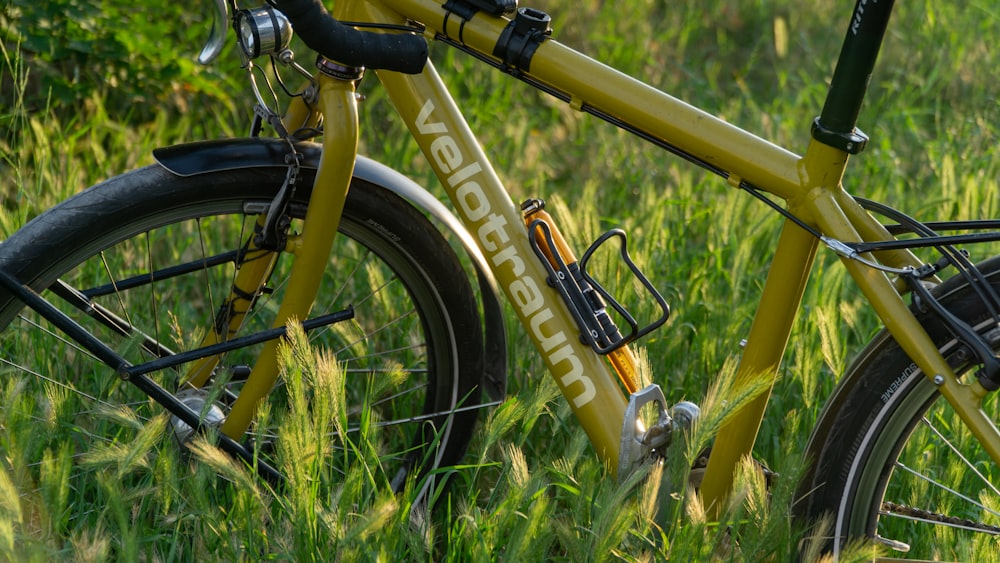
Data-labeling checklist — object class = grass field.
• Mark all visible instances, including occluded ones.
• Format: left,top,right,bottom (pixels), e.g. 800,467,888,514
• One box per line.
2,0,999,560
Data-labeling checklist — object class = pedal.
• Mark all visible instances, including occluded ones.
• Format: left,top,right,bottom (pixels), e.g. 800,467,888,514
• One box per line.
618,384,700,479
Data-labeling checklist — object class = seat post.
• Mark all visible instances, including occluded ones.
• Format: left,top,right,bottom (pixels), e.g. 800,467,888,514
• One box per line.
812,0,896,154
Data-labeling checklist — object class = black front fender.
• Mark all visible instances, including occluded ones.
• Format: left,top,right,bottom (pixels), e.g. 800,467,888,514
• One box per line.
154,138,324,176
154,138,508,401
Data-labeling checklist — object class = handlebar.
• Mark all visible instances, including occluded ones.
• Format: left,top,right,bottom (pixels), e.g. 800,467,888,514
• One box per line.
271,0,428,74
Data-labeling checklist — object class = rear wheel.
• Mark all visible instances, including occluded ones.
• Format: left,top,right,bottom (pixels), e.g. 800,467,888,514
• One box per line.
0,164,486,502
799,256,1000,559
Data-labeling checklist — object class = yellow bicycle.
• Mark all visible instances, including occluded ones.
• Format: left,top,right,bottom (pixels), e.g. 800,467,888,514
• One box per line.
1,0,998,558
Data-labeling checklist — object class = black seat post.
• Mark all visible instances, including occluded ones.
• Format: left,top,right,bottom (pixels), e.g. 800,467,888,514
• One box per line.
812,0,896,154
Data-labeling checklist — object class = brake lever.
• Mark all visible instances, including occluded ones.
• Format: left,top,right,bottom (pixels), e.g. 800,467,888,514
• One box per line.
198,0,231,64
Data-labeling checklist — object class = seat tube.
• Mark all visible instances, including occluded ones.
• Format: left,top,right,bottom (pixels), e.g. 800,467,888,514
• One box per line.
698,216,819,516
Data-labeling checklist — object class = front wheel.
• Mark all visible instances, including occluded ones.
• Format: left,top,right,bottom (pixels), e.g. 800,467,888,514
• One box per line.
798,256,1000,559
0,164,486,504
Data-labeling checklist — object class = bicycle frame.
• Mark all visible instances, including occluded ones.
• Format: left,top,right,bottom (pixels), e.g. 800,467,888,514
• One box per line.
199,0,1000,514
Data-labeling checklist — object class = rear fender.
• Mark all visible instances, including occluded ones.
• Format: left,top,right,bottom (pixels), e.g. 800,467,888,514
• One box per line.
154,138,507,401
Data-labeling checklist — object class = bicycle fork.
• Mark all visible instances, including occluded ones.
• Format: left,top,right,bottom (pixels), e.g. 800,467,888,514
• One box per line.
182,67,362,440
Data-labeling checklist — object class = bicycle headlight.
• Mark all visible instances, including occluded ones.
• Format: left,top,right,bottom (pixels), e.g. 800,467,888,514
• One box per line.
236,7,293,59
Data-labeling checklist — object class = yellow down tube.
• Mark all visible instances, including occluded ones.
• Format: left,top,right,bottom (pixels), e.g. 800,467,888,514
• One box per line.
522,203,642,395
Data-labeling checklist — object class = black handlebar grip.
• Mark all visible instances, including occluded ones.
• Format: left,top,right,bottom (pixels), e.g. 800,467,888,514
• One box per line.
270,0,427,74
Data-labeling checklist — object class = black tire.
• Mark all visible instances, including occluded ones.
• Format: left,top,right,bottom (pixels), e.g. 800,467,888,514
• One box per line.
0,164,485,500
798,255,1000,559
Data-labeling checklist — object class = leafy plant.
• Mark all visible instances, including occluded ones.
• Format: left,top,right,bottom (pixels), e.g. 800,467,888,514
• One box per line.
1,0,241,120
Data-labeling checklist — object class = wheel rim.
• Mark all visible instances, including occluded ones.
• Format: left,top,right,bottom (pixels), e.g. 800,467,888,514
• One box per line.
0,190,466,506
838,325,1000,558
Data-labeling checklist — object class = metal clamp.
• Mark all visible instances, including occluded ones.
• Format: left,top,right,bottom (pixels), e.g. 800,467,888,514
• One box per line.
493,8,552,72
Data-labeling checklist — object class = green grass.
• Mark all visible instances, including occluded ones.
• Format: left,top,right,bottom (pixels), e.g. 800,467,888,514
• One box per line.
2,0,1000,560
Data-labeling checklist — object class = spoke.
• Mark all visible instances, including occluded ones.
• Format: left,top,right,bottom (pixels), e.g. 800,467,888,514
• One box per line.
0,195,476,500
49,282,178,361
920,415,1000,498
243,264,289,332
333,309,420,358
349,400,500,434
306,246,416,348
99,250,134,330
348,273,401,311
342,367,427,374
0,356,102,403
251,400,501,442
14,314,101,363
367,381,427,409
894,461,1000,520
145,231,162,361
0,353,155,422
339,342,427,365
317,246,372,317
197,218,219,331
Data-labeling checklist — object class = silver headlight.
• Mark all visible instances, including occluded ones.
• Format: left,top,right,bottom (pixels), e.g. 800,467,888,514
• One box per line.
236,7,293,59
